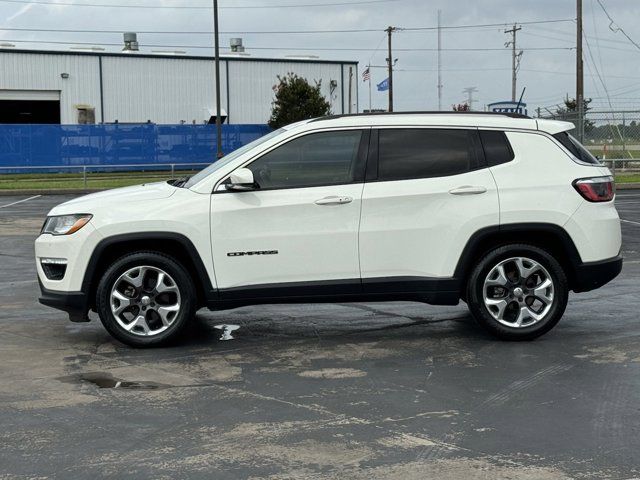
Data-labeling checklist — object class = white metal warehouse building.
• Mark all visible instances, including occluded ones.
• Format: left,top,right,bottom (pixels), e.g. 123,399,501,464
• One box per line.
0,49,359,125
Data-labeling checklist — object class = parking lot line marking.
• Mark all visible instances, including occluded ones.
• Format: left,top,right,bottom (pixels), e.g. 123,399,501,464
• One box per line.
0,195,41,209
621,219,640,227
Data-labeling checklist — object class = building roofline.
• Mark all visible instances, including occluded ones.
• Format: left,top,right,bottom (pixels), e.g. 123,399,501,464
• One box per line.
0,48,358,65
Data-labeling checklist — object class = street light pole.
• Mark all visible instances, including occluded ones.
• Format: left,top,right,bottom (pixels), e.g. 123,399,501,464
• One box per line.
213,0,223,159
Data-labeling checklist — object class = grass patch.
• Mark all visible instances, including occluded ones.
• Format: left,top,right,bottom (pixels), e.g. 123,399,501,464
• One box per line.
0,170,198,190
616,174,640,184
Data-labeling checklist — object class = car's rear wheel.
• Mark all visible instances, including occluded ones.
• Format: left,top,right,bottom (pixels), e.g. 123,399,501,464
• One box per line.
96,251,196,347
466,244,568,340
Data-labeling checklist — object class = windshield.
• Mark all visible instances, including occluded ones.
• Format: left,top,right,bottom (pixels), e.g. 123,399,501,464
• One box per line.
553,131,600,165
183,128,284,189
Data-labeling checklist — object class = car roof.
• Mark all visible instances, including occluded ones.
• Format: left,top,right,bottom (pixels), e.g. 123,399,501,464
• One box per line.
296,112,574,135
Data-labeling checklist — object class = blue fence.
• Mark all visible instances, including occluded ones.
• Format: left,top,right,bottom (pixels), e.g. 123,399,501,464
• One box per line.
0,124,272,173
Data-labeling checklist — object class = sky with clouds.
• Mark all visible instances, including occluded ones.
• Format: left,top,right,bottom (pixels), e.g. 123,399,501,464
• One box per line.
1,0,639,114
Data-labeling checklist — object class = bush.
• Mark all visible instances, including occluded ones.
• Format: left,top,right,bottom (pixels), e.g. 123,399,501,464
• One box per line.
268,73,331,129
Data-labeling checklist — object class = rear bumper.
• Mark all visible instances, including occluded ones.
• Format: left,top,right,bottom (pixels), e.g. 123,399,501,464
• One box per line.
573,254,623,293
38,279,90,322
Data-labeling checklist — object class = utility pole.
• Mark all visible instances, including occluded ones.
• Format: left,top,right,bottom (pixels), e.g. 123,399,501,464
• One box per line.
437,10,443,110
504,24,522,102
463,86,478,110
213,0,223,159
576,0,584,142
386,26,396,112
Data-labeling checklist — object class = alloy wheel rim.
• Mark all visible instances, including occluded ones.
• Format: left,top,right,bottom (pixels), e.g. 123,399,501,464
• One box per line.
110,265,181,337
483,257,555,328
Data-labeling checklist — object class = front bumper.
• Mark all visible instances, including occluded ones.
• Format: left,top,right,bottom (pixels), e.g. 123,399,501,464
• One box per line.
573,254,623,293
38,279,90,322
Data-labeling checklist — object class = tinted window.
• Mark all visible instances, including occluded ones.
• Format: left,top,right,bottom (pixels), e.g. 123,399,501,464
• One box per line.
248,130,363,189
479,130,514,167
378,129,482,181
553,131,600,165
184,128,285,189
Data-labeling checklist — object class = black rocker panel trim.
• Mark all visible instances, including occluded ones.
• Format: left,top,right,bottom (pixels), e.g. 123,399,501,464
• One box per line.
214,276,461,310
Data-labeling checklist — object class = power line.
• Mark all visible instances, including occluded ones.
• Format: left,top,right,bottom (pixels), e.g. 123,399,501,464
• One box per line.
0,0,405,9
0,27,381,34
398,18,575,32
0,39,574,52
520,68,640,80
528,24,638,46
595,0,640,51
0,19,576,35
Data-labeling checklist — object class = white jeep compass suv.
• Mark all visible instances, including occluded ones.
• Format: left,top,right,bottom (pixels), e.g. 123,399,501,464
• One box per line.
36,112,622,347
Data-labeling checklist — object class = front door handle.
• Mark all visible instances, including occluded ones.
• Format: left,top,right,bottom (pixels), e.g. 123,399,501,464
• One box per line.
315,196,353,205
448,186,487,195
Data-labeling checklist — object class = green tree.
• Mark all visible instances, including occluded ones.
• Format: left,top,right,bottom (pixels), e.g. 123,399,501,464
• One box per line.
452,103,470,111
268,73,331,129
555,97,595,132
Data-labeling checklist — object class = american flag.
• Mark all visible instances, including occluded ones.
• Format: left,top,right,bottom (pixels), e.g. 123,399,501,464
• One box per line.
362,67,371,82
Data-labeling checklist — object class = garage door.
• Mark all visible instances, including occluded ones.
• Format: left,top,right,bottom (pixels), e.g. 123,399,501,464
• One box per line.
0,90,61,124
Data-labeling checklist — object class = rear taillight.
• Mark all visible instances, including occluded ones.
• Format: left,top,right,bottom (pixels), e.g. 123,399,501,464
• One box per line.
573,176,615,202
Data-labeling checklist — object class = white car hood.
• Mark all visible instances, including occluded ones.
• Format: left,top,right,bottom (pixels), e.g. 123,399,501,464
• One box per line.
49,181,177,215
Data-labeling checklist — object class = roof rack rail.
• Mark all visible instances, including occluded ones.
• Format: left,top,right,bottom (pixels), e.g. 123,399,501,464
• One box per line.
310,110,531,122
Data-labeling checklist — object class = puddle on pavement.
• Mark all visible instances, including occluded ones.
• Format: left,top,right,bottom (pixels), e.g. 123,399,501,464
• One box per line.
58,372,168,390
214,324,240,341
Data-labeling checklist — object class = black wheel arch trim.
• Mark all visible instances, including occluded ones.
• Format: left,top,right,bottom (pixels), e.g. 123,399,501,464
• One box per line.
453,222,620,292
81,232,217,306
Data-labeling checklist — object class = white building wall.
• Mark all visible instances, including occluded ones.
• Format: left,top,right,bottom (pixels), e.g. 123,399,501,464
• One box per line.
0,50,358,125
101,55,228,124
0,52,101,124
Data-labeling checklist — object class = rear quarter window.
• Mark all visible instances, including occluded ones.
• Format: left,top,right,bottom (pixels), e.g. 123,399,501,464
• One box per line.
553,131,600,165
479,130,514,167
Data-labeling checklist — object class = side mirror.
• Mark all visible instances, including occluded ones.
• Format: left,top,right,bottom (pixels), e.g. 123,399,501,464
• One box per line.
227,167,258,192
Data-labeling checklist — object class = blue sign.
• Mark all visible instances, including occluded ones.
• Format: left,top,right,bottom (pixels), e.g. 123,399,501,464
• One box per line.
487,101,528,116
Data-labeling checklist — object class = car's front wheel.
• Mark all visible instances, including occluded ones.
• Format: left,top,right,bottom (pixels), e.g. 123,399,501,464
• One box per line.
466,244,569,340
96,251,196,347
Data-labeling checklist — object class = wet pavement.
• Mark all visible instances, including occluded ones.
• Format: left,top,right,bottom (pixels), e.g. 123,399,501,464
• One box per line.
1,192,639,479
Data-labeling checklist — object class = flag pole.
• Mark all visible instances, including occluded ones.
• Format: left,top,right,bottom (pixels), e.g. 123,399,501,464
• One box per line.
368,64,372,113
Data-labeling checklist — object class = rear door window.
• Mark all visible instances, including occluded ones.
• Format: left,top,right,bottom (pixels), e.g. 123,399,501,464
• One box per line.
377,128,483,181
553,131,600,165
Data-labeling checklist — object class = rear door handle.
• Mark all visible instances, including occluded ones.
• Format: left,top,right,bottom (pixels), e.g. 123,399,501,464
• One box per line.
448,186,487,195
315,196,353,205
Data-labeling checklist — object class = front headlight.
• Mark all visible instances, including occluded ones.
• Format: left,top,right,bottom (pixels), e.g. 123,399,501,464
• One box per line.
41,214,93,236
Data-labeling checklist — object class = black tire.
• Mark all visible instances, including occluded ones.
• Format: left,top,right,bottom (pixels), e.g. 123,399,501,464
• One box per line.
96,251,197,347
466,244,568,341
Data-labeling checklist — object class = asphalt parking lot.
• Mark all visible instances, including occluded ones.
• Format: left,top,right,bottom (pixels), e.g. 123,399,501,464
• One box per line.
1,192,639,479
